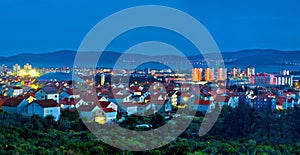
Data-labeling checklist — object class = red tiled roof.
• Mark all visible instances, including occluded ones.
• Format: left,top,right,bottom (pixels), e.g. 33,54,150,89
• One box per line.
149,100,167,105
112,88,122,94
12,86,22,89
168,92,176,97
121,102,137,107
215,96,230,102
102,108,116,113
78,104,97,111
24,92,36,99
276,96,286,105
60,98,76,105
35,99,59,108
65,89,74,95
81,95,99,103
181,92,193,98
145,95,151,100
78,104,116,113
99,90,112,95
2,98,23,107
193,100,211,105
0,98,8,108
136,103,151,107
150,93,166,100
130,86,139,91
16,96,25,100
99,101,111,108
113,94,128,99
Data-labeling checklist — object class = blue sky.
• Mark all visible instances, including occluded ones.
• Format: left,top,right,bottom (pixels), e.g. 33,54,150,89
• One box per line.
0,0,300,56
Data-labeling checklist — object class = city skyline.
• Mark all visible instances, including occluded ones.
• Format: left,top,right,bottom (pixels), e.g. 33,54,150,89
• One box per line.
0,2,299,154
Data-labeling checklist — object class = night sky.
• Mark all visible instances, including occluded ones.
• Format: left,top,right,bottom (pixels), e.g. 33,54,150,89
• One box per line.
0,0,300,56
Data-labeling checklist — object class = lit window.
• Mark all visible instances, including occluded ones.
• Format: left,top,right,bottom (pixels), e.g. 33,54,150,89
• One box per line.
45,110,49,114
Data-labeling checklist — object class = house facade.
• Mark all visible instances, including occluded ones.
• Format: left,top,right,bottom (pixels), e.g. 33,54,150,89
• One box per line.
27,99,61,121
35,85,59,103
2,98,28,114
78,104,117,124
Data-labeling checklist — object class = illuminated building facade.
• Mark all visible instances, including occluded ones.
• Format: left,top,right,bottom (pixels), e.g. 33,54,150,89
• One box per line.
244,67,255,76
13,64,21,76
274,70,293,86
204,68,214,82
192,68,202,82
230,67,241,77
24,63,32,70
217,67,227,81
250,73,274,85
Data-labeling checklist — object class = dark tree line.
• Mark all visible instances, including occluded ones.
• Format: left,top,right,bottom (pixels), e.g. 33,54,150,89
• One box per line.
0,102,299,154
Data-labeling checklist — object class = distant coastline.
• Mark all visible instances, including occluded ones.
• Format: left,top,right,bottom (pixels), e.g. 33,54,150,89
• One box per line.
1,49,300,73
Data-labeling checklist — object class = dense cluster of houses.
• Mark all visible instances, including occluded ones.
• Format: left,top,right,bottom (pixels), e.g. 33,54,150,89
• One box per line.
190,85,300,112
0,76,299,124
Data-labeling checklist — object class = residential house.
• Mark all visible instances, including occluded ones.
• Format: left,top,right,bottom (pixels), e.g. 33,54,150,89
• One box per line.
151,99,172,114
75,98,90,108
179,93,195,105
98,96,109,102
282,98,295,109
0,98,8,110
59,89,80,101
214,95,230,106
251,97,276,111
119,102,138,115
228,96,239,108
191,100,215,112
136,104,152,116
35,85,59,103
99,101,118,112
3,86,23,97
78,103,117,124
12,86,23,97
168,91,178,106
27,99,61,121
2,98,28,114
59,98,77,109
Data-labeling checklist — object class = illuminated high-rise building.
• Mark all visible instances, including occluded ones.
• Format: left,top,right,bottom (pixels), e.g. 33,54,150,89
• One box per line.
281,70,289,76
217,67,227,81
100,74,105,86
230,67,241,77
204,68,214,82
245,67,255,76
24,63,32,70
274,70,293,86
192,68,202,82
13,64,21,76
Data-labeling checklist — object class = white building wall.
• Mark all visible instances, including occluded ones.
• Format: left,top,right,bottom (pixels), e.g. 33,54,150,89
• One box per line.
127,106,137,115
105,112,117,122
47,94,59,103
43,107,61,121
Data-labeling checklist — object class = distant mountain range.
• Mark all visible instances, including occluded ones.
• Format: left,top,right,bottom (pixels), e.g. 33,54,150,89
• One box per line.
1,49,300,72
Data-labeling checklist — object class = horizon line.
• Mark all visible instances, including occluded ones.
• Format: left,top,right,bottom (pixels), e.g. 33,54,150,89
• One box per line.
1,48,300,57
